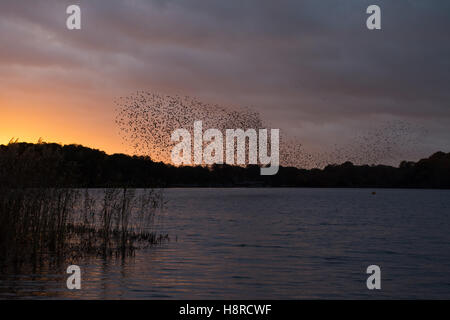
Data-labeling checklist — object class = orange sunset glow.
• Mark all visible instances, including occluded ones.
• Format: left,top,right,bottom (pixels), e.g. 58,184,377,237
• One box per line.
1,88,125,155
1,0,450,302
1,0,449,167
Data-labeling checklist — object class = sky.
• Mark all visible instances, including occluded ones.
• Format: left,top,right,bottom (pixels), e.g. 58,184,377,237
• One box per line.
1,0,449,166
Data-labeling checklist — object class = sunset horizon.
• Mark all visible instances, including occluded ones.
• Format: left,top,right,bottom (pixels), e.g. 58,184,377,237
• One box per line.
1,0,450,305
2,1,449,169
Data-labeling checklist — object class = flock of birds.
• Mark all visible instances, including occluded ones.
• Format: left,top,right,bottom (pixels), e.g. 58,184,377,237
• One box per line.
311,120,426,168
115,91,421,169
115,91,265,164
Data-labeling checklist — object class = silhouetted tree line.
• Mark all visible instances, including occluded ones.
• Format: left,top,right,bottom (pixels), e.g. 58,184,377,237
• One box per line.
1,142,450,188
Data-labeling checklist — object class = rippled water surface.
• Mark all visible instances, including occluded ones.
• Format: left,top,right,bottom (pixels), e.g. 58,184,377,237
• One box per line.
1,188,450,299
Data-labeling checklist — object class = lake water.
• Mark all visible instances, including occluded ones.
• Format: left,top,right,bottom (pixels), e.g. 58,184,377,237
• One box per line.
1,188,450,299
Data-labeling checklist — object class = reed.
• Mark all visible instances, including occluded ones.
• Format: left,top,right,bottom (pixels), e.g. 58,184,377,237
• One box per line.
0,187,166,269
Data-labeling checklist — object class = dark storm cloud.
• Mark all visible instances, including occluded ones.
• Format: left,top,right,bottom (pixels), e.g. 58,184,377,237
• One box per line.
1,0,449,164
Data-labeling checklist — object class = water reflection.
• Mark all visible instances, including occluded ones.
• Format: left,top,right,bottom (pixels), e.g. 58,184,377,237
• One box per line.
1,188,450,299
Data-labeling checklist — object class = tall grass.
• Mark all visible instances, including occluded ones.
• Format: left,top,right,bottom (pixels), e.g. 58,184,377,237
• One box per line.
0,187,166,270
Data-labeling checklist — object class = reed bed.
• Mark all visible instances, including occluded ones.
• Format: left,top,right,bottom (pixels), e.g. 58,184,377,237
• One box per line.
0,187,166,270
